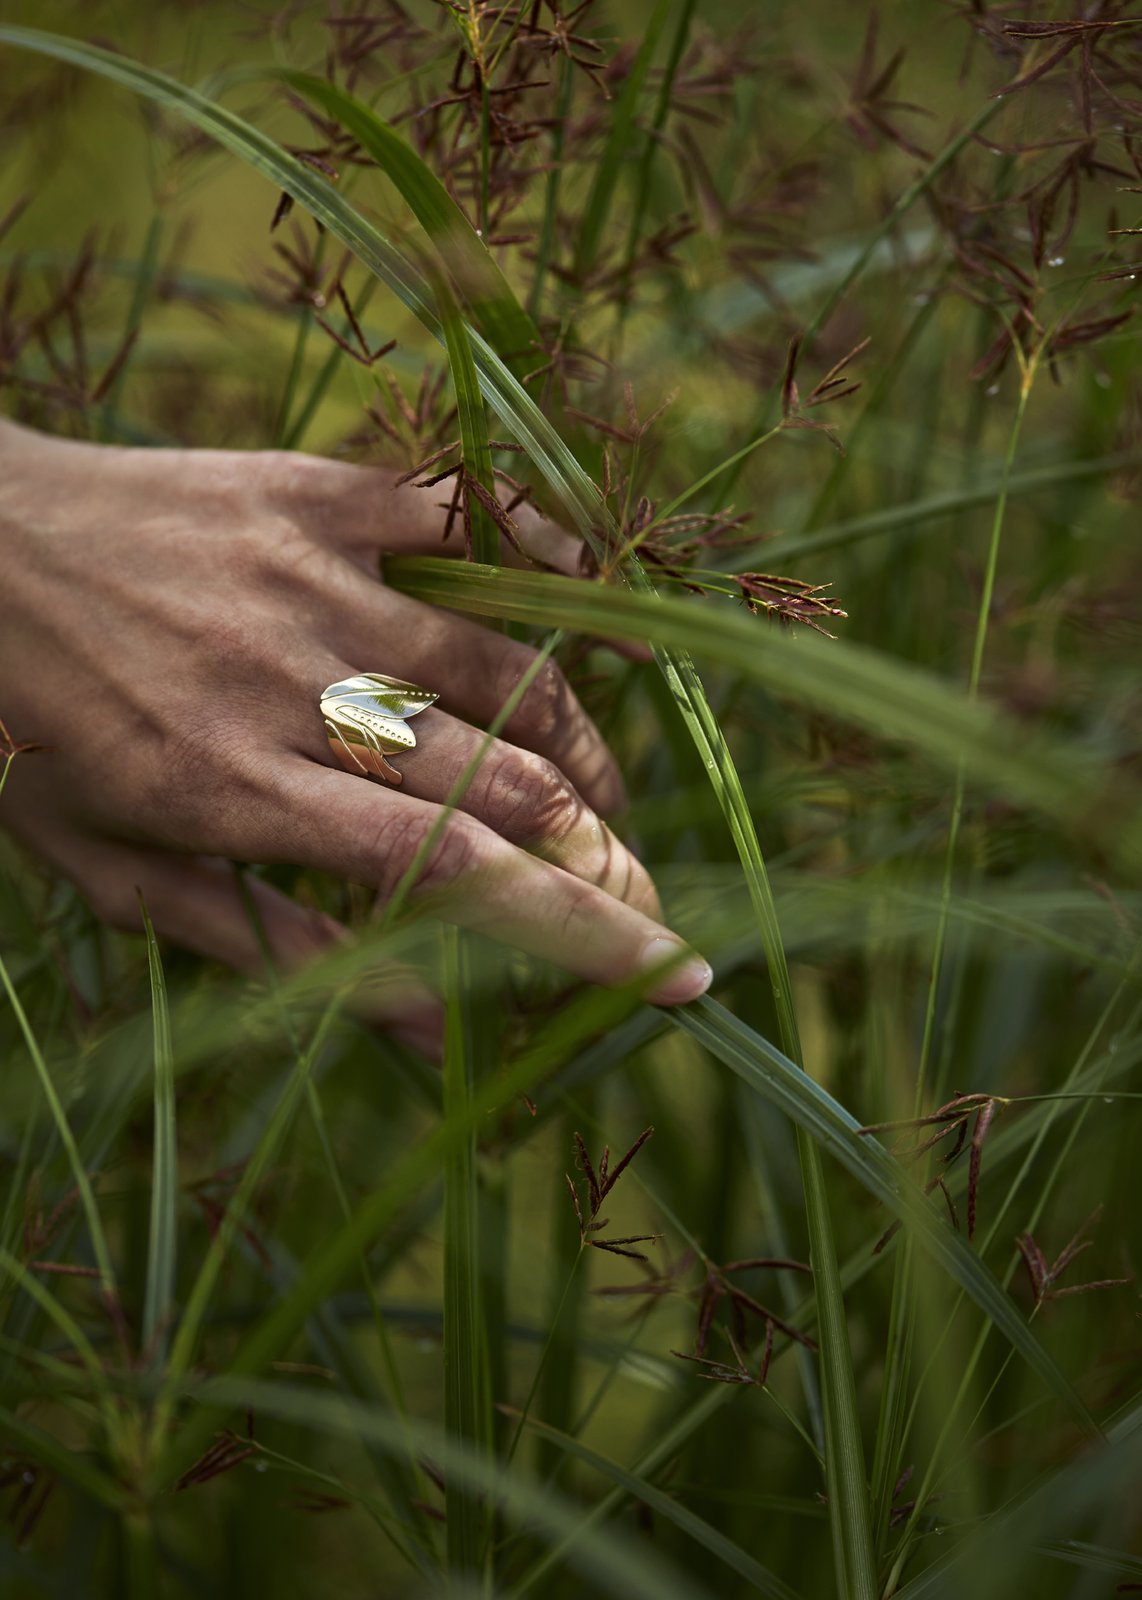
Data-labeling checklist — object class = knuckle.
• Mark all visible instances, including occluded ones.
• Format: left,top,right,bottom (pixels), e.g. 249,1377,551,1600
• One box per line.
147,724,274,852
501,655,572,744
477,749,580,845
379,808,493,898
84,877,140,934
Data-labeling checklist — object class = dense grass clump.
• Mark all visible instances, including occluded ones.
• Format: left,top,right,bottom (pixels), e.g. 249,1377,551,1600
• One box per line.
1,3,1141,1596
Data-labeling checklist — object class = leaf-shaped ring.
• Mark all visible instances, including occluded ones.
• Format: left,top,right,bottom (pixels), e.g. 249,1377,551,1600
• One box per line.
320,673,439,785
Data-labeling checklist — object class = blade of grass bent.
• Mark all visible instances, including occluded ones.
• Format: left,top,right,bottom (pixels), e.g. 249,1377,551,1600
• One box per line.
267,71,541,378
0,29,606,541
190,1375,717,1600
138,898,177,1365
384,558,1141,868
673,998,1098,1439
508,1411,801,1600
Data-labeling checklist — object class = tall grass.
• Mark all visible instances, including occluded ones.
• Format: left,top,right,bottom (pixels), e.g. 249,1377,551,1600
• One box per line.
1,4,1140,1597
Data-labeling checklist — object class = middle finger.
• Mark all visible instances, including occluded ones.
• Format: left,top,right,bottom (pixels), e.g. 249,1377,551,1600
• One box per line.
314,702,660,920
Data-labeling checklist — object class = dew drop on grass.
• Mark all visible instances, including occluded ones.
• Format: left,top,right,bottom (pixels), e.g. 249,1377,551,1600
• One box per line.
1048,256,1065,267
254,1460,268,1473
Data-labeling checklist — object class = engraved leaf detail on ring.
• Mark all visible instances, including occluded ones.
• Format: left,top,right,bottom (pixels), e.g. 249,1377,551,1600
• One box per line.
320,674,438,785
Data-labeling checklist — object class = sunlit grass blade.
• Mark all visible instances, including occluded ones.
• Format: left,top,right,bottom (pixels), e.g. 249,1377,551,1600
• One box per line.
506,1410,801,1600
673,998,1099,1438
384,557,1142,869
0,952,116,1300
138,897,177,1365
651,642,876,1598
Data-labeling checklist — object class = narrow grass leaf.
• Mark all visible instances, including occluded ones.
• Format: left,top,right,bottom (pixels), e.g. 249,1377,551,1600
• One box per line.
441,928,492,1582
138,897,177,1364
509,1411,802,1600
191,1375,717,1600
268,71,541,378
574,0,671,282
0,952,116,1298
385,558,1142,869
673,998,1099,1438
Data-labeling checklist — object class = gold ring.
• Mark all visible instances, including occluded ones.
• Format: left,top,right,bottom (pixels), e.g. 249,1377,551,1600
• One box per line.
320,673,438,785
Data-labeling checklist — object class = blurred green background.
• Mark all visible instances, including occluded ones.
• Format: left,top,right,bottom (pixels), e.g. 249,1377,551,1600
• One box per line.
1,2,1140,1597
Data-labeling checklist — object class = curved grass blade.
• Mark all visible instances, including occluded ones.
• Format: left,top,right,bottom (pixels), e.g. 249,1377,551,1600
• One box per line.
0,27,608,540
508,1410,802,1600
138,897,177,1365
757,449,1142,567
267,71,541,378
673,998,1099,1439
430,258,498,565
194,1376,718,1600
384,558,1142,870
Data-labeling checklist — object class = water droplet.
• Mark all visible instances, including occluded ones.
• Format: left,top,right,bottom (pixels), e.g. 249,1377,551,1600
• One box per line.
986,383,1000,396
254,1460,268,1473
1048,255,1065,267
1104,1097,1114,1105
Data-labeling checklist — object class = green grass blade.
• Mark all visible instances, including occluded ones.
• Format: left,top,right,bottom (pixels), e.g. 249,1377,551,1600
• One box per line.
0,28,606,541
758,449,1142,566
384,558,1142,869
190,1374,717,1600
0,1405,126,1511
652,644,876,1599
618,0,698,304
153,980,658,1488
573,0,671,282
892,1402,1142,1599
673,998,1099,1439
0,952,116,1299
431,260,499,565
508,1411,802,1600
268,71,541,377
138,898,177,1364
441,929,491,1584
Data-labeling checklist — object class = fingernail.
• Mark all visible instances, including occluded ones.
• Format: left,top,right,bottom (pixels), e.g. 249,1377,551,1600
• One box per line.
638,936,713,1006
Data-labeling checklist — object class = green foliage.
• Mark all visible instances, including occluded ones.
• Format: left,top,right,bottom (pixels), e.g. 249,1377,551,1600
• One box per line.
2,4,1141,1598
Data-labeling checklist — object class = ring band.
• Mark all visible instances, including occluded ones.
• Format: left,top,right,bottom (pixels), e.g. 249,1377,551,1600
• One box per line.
320,673,438,785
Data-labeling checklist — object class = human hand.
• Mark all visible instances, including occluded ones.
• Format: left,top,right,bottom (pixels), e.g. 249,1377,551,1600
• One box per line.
0,422,712,1050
